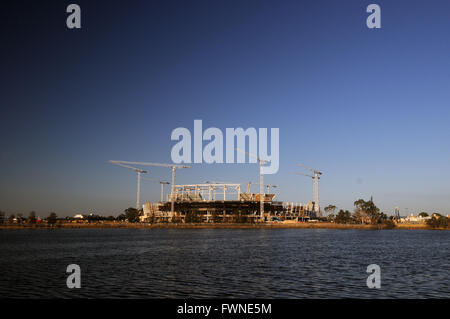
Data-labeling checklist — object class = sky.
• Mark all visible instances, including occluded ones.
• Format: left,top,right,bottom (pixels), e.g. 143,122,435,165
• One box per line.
1,0,450,217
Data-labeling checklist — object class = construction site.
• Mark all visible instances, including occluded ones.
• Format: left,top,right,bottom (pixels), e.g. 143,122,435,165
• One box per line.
109,160,323,223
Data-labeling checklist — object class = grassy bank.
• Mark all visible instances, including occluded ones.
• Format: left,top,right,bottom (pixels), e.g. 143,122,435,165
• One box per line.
0,222,446,230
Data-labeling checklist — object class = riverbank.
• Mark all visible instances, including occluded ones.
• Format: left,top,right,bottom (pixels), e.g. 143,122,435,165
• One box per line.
0,222,446,230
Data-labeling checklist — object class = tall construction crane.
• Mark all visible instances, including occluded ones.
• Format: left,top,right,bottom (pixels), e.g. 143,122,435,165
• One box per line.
295,163,323,216
236,148,268,222
141,176,170,202
109,161,190,215
109,160,148,210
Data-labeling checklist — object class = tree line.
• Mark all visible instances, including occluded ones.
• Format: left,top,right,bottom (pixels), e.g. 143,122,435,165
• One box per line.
0,211,58,225
324,199,449,229
324,198,395,228
2,203,448,228
0,210,131,225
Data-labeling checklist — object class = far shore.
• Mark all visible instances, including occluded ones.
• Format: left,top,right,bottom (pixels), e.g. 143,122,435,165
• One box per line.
0,222,446,230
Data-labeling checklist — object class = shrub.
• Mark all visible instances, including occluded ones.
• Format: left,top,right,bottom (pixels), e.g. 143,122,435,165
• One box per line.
382,219,396,229
426,216,449,229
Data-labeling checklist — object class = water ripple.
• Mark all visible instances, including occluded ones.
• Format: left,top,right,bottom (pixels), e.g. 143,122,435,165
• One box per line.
0,228,448,298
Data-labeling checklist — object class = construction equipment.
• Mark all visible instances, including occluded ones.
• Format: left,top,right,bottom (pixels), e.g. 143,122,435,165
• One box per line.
109,161,148,210
108,161,190,215
236,148,268,222
141,177,170,202
295,163,322,216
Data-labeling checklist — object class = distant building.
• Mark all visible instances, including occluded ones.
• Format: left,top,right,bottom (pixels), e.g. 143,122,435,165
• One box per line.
74,214,84,219
399,213,430,224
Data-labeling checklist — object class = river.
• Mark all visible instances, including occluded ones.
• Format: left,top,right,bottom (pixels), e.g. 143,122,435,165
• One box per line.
0,228,448,298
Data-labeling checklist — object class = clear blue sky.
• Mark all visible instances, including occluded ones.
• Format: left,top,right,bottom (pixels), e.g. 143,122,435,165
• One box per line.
1,0,449,217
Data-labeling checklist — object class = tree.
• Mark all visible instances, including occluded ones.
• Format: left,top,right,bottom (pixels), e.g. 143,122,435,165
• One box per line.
124,208,140,223
87,214,102,223
28,211,37,224
327,214,335,222
377,212,395,228
418,212,428,218
47,212,57,225
353,199,367,224
426,215,448,229
117,214,126,221
353,198,381,225
8,214,15,224
324,205,337,216
378,212,388,222
0,211,5,224
366,202,381,224
382,218,396,229
335,210,352,224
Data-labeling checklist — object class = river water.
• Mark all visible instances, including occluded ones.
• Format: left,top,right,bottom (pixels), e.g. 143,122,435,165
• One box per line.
0,228,448,298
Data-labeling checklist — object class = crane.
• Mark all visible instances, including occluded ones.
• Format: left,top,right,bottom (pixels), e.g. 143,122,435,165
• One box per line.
266,185,277,193
109,160,148,210
108,161,190,215
295,163,322,216
141,176,170,202
236,148,268,222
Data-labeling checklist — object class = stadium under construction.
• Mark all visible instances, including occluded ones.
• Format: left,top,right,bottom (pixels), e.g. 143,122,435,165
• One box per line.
141,182,319,223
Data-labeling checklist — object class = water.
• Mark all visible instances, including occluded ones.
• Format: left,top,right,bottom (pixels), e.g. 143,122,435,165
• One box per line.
0,228,448,298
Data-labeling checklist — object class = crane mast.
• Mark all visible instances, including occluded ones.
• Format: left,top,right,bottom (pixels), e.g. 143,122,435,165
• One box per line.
141,176,170,202
109,160,148,210
111,161,190,219
236,148,269,222
295,164,323,217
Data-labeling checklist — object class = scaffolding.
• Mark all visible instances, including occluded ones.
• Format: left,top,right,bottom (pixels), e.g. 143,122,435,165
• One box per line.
167,183,241,202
